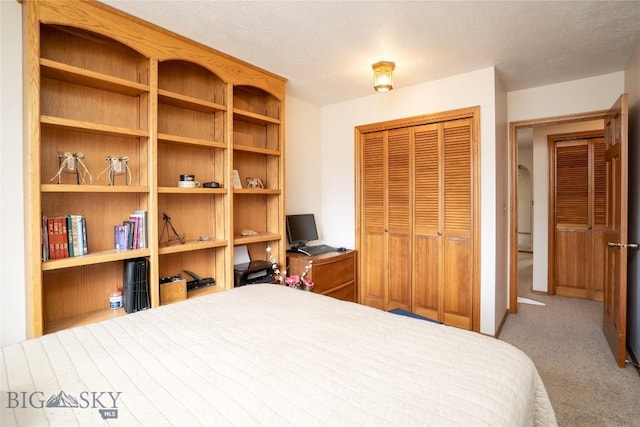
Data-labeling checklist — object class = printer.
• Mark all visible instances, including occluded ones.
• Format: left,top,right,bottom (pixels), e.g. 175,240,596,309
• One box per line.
233,245,274,286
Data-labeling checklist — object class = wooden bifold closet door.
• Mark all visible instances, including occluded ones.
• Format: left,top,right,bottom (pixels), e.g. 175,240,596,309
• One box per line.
359,128,412,311
356,107,479,331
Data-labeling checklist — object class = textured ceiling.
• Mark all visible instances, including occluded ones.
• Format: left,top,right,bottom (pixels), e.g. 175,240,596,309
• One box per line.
102,0,640,106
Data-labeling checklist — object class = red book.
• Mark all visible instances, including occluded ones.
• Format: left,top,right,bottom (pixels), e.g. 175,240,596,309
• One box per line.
47,217,69,259
47,217,56,260
59,217,69,258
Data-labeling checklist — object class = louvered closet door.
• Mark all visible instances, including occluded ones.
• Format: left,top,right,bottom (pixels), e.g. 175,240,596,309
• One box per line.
360,129,411,310
386,128,412,310
441,119,474,329
412,119,474,329
413,123,441,320
357,107,478,330
360,131,386,309
554,136,605,300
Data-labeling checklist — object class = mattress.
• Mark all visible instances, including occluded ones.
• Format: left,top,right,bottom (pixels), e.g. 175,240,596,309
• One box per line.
1,285,556,426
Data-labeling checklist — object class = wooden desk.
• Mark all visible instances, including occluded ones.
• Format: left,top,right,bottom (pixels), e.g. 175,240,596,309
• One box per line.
287,250,356,302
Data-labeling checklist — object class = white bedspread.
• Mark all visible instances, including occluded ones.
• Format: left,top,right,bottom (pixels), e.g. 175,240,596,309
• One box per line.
1,285,556,426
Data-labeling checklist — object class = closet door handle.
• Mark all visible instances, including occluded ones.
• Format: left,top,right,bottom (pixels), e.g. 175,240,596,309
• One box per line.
437,231,442,236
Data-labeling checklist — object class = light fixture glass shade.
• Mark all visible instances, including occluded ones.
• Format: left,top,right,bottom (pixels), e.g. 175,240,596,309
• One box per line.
372,61,395,92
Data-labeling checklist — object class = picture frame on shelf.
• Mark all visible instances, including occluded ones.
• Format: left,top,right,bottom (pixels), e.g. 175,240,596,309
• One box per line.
232,169,242,189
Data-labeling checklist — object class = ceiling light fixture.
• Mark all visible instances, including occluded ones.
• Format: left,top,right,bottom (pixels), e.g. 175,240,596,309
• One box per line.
372,61,395,92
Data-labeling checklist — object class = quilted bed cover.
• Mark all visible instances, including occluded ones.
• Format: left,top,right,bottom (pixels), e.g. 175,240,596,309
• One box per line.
1,285,556,426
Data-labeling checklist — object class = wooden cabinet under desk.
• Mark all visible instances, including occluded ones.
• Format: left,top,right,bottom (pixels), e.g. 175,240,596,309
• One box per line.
286,251,356,302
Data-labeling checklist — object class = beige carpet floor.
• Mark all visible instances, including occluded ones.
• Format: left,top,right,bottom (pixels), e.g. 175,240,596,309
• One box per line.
499,253,640,426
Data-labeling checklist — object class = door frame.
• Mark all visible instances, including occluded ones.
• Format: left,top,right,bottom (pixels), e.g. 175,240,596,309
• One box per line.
509,110,609,313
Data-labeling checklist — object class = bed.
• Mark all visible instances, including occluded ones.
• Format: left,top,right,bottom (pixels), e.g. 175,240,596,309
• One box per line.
1,285,556,426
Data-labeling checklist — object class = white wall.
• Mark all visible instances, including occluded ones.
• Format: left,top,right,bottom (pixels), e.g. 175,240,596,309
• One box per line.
625,39,640,358
284,95,324,240
320,66,501,335
1,0,26,347
509,72,625,122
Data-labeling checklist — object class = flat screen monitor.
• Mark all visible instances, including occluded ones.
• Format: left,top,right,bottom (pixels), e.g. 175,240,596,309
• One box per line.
286,214,318,247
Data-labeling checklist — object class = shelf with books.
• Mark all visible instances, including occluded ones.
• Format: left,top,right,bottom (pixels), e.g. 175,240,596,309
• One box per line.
42,248,151,271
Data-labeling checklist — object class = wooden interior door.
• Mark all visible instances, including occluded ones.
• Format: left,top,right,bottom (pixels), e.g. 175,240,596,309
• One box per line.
552,132,605,301
603,93,629,368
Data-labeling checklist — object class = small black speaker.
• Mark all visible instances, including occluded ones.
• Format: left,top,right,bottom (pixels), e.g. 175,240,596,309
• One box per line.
123,258,150,313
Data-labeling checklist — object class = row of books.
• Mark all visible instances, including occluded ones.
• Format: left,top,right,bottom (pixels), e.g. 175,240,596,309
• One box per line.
114,210,148,251
41,215,88,261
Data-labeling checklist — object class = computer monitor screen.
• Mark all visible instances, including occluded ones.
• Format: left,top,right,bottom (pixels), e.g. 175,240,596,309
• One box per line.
286,214,319,246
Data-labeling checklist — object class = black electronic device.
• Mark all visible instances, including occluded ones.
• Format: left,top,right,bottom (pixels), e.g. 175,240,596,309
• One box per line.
286,213,319,250
234,260,273,286
337,247,348,252
123,258,150,313
203,182,220,188
183,269,215,291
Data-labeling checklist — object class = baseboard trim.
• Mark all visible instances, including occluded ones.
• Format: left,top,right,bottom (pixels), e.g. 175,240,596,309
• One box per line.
627,343,640,377
495,308,509,339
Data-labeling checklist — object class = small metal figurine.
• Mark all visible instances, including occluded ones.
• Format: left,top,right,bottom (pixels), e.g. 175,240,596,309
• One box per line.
159,213,186,246
97,155,131,185
51,152,93,185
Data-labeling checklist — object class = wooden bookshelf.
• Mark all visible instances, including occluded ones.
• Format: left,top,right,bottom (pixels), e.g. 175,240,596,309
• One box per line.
23,0,286,337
